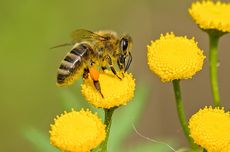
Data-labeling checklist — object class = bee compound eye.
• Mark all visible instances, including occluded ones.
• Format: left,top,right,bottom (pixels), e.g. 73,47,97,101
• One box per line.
120,38,128,51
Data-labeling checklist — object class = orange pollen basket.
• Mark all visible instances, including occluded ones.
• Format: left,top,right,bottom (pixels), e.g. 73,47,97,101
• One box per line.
89,67,100,81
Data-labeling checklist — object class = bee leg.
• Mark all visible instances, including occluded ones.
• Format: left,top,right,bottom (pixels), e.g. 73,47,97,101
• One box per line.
124,52,132,72
93,80,104,98
101,66,107,71
83,67,89,79
89,67,104,98
106,55,122,80
117,55,125,70
117,55,125,77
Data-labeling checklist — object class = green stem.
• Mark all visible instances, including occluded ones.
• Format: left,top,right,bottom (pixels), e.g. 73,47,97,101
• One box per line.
208,32,221,107
172,80,197,149
100,107,116,152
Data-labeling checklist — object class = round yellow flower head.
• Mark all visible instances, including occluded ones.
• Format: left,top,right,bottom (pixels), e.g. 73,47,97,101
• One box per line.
189,106,230,152
81,70,135,109
50,109,106,152
189,1,230,33
147,33,205,82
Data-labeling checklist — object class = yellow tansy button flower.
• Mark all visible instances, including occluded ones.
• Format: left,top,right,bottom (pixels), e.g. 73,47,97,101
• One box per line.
189,1,230,33
147,33,205,82
50,109,106,152
189,106,230,152
81,70,135,109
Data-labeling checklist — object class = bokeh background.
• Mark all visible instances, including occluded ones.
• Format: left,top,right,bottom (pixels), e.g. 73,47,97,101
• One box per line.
1,0,230,151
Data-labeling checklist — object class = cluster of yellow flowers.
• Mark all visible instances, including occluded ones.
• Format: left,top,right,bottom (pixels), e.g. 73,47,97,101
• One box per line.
188,1,230,151
50,71,135,151
147,0,230,151
49,0,230,152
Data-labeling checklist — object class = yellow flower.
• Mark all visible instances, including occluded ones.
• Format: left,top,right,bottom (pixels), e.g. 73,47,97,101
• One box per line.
81,70,135,109
189,1,230,33
50,109,106,152
222,143,230,152
189,106,230,152
147,33,205,82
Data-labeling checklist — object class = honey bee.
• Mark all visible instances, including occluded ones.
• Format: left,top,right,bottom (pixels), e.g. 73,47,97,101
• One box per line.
55,29,133,97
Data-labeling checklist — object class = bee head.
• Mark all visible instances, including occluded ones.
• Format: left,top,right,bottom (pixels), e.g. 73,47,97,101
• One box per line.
119,34,132,55
118,34,133,72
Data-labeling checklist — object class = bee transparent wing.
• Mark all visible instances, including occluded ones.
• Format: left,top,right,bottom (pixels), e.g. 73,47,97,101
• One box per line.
71,29,108,42
50,42,74,49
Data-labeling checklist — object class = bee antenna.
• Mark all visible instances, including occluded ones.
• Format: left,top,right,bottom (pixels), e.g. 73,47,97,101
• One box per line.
50,43,73,49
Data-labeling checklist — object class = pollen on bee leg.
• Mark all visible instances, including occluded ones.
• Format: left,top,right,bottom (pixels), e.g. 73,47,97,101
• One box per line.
89,67,104,97
89,67,100,81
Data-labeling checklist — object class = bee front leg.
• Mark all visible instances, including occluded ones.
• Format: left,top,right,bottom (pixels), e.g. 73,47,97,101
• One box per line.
124,52,132,72
117,54,126,77
89,67,104,98
105,55,122,80
117,55,125,71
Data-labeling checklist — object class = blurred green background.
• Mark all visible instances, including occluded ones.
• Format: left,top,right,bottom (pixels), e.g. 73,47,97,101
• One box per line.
1,0,230,151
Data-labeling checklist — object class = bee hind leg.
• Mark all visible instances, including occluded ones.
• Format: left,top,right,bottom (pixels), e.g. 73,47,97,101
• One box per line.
89,67,104,98
93,80,104,98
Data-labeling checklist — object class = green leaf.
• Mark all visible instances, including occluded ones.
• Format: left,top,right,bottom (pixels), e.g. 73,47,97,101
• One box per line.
23,127,59,152
108,82,150,152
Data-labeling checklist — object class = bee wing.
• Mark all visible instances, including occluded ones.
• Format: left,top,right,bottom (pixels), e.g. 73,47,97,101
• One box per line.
50,42,74,49
71,29,108,42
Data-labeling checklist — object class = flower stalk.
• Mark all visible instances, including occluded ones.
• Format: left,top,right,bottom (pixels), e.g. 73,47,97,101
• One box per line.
208,31,221,107
100,107,116,152
172,80,197,149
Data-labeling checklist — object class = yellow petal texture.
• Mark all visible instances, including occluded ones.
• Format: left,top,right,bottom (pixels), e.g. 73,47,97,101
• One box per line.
50,109,106,152
189,106,230,152
147,33,205,82
81,70,135,109
222,143,230,152
189,1,230,32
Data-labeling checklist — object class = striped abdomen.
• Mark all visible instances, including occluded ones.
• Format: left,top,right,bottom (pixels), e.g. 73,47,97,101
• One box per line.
57,43,92,86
